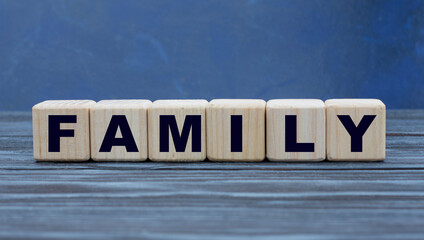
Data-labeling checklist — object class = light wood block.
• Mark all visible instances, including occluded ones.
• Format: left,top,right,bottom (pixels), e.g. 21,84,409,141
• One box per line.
326,99,386,161
207,99,266,161
266,99,325,161
90,100,152,161
32,100,95,161
148,100,207,162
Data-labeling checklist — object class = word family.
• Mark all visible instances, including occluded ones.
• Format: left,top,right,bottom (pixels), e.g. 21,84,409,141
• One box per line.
32,99,385,162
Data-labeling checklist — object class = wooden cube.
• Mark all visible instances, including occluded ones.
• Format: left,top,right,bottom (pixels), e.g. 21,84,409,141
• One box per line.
148,100,207,162
326,99,386,161
90,100,152,161
207,99,266,161
32,100,95,161
266,99,325,161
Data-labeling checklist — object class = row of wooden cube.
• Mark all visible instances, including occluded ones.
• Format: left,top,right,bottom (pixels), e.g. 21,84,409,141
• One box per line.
33,99,385,162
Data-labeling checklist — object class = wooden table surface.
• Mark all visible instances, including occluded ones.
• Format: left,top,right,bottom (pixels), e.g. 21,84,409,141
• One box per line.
0,110,423,240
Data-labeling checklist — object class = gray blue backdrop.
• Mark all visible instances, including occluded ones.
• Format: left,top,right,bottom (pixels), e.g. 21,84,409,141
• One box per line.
1,0,423,110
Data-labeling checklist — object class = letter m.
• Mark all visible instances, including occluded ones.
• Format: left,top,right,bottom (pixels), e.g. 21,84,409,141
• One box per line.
159,115,201,152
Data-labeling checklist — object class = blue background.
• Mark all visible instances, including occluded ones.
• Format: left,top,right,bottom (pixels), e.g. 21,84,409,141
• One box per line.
1,0,423,110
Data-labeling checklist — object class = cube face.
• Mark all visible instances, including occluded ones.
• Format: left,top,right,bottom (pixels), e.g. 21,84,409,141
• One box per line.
266,99,325,161
326,99,386,161
148,100,207,162
90,100,152,161
32,100,95,161
207,99,266,161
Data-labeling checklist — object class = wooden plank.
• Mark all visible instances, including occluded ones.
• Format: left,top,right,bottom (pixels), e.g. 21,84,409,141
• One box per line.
387,110,424,135
0,169,423,239
0,110,423,239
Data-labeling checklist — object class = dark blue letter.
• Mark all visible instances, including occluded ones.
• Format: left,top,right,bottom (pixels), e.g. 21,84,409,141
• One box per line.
337,115,376,152
285,115,314,152
231,115,242,152
99,115,138,152
48,115,77,152
160,115,201,152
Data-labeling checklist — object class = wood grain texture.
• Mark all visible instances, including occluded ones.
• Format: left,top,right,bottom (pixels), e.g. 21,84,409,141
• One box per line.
207,99,266,161
32,100,95,161
266,99,325,161
90,100,152,161
148,100,207,162
326,99,386,161
2,110,424,239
